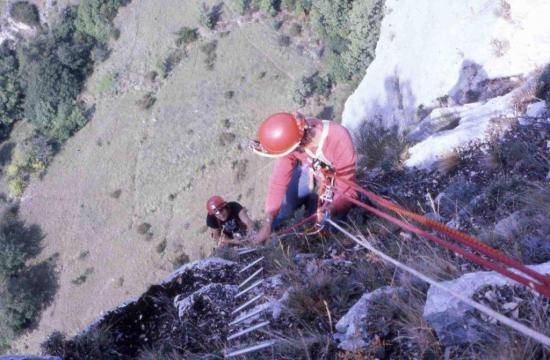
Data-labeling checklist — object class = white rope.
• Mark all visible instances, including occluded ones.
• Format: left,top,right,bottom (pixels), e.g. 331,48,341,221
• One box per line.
326,219,550,349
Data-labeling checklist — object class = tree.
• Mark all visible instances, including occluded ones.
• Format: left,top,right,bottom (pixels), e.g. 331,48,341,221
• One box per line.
340,0,383,80
75,0,126,42
0,44,23,131
23,56,81,132
0,208,42,276
310,0,353,43
306,0,384,82
233,0,252,14
21,9,93,141
9,1,40,27
259,0,280,17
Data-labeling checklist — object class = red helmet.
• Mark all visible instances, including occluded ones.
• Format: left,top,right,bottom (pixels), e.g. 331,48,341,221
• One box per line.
253,112,306,158
206,195,226,214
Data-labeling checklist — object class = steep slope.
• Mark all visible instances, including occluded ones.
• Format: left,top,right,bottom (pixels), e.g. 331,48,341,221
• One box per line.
12,0,322,352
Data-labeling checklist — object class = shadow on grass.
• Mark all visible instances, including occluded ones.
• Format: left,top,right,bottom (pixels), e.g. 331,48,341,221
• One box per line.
6,255,60,331
0,206,59,342
0,142,15,166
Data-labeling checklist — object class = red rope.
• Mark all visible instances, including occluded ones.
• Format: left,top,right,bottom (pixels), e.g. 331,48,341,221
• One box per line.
338,177,550,288
338,192,550,297
268,171,550,296
276,213,317,237
275,202,330,238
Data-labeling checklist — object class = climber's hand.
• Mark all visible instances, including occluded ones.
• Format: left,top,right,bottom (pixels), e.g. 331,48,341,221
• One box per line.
252,219,272,245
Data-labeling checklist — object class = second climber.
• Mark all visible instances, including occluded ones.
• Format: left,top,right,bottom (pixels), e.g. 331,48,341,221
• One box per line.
206,195,254,247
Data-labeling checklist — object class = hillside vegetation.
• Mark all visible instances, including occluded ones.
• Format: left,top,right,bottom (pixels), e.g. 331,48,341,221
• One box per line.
0,0,386,354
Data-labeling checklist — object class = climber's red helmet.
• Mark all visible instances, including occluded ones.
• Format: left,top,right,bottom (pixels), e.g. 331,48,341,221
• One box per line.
252,112,307,158
206,195,227,215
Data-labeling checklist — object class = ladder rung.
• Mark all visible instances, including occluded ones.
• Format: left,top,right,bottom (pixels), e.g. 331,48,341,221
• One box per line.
239,256,265,273
232,294,263,315
238,248,260,255
225,340,278,358
239,267,263,289
229,307,264,326
235,279,263,298
227,320,270,341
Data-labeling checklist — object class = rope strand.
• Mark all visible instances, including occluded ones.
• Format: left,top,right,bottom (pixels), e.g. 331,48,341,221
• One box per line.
326,219,550,349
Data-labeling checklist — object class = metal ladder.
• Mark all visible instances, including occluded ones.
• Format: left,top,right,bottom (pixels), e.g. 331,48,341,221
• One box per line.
224,247,279,358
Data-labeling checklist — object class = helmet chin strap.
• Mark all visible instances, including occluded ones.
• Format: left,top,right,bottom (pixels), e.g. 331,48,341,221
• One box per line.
252,142,300,158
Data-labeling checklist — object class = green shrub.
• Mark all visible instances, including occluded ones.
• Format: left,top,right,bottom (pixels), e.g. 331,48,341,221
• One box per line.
175,26,198,46
199,3,223,30
294,0,312,15
310,0,352,43
0,212,55,350
288,22,302,36
10,1,40,27
307,0,384,82
75,0,127,43
0,227,26,275
157,49,186,78
7,178,24,198
137,92,156,110
281,0,296,11
49,102,88,142
272,19,284,30
277,34,291,47
0,208,42,276
1,280,41,331
292,77,313,106
171,252,190,270
21,9,94,142
90,43,111,63
259,0,280,17
233,0,247,14
0,44,23,133
40,331,66,357
71,267,94,285
200,40,218,70
97,73,114,93
292,72,333,106
340,0,384,81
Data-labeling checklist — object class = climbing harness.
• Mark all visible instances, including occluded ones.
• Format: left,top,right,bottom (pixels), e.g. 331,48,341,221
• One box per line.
304,120,337,235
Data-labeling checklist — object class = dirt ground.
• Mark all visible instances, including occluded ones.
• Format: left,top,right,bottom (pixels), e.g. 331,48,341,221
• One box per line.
10,0,350,353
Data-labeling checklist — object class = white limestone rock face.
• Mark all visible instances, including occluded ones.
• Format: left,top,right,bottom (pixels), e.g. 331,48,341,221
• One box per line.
342,0,550,131
404,88,515,169
334,286,403,352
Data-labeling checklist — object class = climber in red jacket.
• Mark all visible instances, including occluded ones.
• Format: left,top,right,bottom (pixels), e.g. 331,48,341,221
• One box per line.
251,112,357,244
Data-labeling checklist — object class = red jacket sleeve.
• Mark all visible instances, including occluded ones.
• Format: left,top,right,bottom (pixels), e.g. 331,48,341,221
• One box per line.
264,155,296,217
327,124,357,213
